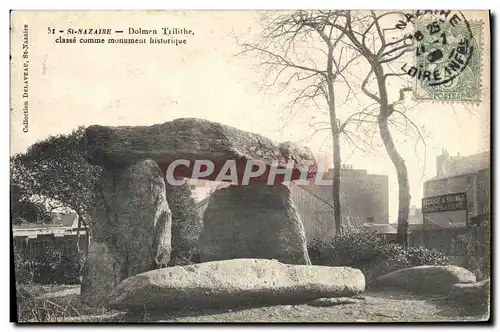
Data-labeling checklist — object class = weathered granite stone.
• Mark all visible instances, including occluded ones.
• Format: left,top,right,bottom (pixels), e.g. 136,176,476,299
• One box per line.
81,159,172,306
198,183,311,265
165,181,202,266
107,259,365,310
85,118,317,184
447,278,490,308
377,265,476,294
80,242,120,307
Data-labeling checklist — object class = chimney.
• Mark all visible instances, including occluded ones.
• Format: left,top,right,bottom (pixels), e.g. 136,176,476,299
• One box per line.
436,149,450,178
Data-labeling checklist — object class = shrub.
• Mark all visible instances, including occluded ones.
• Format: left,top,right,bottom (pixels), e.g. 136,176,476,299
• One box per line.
14,244,86,285
14,247,34,284
405,246,451,266
308,231,390,266
58,243,86,283
461,237,491,281
15,284,85,322
308,231,450,286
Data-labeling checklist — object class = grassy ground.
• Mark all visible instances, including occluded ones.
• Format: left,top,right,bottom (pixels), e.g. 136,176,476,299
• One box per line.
15,285,490,323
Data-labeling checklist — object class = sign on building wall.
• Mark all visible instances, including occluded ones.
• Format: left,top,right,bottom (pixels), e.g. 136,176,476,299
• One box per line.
422,192,467,213
422,192,469,229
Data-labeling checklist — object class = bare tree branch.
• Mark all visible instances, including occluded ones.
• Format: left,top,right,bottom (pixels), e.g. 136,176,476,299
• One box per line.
361,67,381,103
238,43,328,78
380,45,414,63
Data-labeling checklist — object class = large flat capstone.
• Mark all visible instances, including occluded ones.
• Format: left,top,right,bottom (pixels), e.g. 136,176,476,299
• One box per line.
107,258,365,311
85,118,317,183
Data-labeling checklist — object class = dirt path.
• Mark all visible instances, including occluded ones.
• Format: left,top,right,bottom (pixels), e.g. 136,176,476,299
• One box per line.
146,290,488,323
39,285,80,298
22,286,489,323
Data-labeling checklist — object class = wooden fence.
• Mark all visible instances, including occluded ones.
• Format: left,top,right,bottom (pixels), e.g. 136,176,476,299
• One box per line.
13,231,89,285
13,232,89,261
409,227,490,257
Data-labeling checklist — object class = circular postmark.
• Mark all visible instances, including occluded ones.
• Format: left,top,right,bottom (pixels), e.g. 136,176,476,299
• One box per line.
399,10,475,88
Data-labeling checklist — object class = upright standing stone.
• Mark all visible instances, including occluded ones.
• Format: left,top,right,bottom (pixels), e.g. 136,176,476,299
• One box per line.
80,242,120,307
165,181,203,266
81,159,172,306
198,183,311,265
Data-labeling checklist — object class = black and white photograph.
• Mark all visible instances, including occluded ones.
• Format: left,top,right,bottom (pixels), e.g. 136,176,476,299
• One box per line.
9,9,491,323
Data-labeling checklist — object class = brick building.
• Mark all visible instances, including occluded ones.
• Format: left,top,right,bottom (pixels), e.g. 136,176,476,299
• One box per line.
290,168,389,242
423,150,490,229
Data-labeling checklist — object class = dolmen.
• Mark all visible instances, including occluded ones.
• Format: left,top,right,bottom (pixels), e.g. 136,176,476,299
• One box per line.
81,118,318,306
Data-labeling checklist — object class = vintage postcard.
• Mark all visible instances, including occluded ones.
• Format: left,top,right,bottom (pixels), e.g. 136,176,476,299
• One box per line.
10,10,491,323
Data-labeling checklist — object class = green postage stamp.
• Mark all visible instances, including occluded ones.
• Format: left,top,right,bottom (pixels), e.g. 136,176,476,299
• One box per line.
408,12,483,102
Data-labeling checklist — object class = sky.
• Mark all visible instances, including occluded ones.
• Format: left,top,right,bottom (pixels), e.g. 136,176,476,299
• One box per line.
10,10,491,222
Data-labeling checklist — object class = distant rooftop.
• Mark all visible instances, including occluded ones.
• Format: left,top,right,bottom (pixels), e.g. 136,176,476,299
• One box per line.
362,223,397,234
432,150,490,180
12,226,86,237
12,212,79,231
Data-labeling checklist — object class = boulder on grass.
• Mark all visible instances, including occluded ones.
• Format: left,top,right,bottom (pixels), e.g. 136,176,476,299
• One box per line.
447,278,490,308
107,258,365,311
198,183,311,265
377,265,476,294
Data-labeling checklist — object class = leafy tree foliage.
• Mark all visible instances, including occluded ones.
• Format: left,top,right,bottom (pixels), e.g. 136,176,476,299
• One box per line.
11,127,102,226
10,156,51,224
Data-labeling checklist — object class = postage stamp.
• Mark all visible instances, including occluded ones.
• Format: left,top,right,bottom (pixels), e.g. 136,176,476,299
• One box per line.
409,12,483,102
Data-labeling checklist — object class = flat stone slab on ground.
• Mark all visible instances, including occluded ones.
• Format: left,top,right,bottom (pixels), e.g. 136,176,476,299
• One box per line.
107,258,365,311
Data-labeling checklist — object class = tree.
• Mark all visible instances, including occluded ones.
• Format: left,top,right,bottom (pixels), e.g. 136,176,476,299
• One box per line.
322,10,426,241
11,127,102,251
10,158,51,224
238,11,361,234
10,198,51,225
